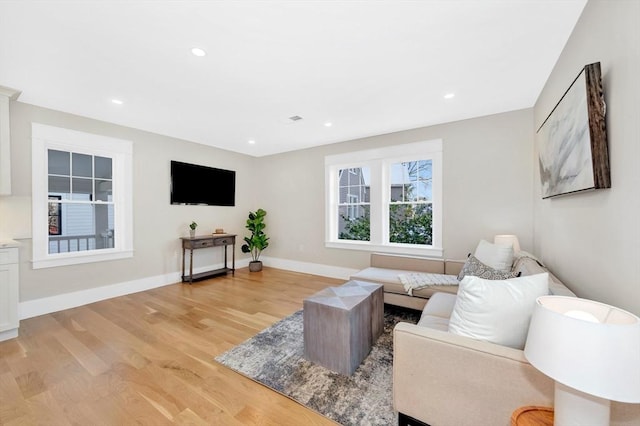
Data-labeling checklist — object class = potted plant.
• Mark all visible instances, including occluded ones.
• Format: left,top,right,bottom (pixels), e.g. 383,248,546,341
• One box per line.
189,221,197,238
241,208,269,272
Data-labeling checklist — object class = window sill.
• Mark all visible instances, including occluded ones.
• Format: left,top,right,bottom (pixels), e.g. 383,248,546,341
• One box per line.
325,240,443,258
32,249,134,269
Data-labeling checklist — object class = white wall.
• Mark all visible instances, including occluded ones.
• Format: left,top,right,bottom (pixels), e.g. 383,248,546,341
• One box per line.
533,0,640,314
0,101,256,301
257,108,535,271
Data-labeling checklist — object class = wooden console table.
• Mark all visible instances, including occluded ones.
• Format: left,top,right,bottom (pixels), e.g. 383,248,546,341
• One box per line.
181,234,235,283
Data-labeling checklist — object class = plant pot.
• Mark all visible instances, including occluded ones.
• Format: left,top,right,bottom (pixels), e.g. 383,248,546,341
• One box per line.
249,261,263,272
189,229,196,238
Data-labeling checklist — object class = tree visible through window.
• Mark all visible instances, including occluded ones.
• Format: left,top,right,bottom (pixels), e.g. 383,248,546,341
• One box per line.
338,161,433,244
389,160,433,245
326,139,442,256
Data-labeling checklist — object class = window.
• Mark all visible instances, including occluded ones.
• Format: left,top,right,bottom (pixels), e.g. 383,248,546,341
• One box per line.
339,167,370,240
389,160,432,245
47,150,114,253
325,140,442,257
32,123,133,269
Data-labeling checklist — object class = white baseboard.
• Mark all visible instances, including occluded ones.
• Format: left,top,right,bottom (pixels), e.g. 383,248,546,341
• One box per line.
0,328,19,342
18,259,250,320
260,256,358,280
19,271,180,320
18,257,354,320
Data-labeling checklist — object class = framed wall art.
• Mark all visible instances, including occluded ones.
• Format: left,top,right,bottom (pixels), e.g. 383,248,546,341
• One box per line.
537,62,610,199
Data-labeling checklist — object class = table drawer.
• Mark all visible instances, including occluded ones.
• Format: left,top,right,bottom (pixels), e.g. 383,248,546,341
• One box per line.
189,239,215,249
213,237,234,246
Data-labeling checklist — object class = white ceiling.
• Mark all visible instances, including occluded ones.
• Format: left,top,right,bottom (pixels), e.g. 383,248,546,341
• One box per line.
0,1,587,157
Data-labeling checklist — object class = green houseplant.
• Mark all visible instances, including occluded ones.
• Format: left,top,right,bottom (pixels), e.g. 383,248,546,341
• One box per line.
189,221,197,238
241,208,269,272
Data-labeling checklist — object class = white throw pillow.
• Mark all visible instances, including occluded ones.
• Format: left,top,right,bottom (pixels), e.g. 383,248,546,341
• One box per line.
474,239,514,272
448,273,549,349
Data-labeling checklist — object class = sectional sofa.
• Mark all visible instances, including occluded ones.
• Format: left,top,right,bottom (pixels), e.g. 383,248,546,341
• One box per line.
351,250,640,426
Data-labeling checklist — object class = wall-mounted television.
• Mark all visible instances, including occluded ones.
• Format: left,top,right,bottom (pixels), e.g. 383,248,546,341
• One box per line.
170,161,235,206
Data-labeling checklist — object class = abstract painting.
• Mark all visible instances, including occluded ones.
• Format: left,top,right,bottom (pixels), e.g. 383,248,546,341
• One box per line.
537,62,610,199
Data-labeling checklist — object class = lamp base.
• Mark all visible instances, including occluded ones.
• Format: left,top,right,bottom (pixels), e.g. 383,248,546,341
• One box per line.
554,381,610,426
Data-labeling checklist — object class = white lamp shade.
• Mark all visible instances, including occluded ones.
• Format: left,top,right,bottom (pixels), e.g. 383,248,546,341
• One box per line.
524,296,640,403
493,234,520,252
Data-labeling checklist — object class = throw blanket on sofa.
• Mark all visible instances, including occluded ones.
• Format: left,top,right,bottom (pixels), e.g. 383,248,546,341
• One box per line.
398,273,459,296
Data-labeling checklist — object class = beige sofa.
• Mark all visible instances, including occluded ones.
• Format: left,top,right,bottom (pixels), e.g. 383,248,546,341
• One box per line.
390,254,640,426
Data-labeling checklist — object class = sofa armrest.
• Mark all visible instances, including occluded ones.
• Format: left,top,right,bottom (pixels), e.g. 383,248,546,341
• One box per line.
393,322,553,426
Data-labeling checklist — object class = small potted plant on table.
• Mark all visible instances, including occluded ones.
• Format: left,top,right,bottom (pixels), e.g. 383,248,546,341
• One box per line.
241,208,269,272
189,221,197,238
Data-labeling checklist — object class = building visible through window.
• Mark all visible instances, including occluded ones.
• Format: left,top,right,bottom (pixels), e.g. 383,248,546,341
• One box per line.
325,140,442,257
47,150,114,253
338,167,370,240
32,123,133,269
389,160,433,245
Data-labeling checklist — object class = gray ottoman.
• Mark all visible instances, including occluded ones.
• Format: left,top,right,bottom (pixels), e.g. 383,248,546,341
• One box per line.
303,280,383,375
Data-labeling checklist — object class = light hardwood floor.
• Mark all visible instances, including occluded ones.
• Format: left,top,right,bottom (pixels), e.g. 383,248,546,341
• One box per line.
0,267,344,425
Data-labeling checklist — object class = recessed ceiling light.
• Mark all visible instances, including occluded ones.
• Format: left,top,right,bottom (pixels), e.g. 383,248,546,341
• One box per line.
444,93,455,99
248,140,256,145
111,99,123,105
191,47,206,57
324,122,333,127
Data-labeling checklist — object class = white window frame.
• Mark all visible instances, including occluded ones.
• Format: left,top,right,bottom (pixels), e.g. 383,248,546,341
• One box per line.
325,139,443,257
346,194,360,219
32,123,133,269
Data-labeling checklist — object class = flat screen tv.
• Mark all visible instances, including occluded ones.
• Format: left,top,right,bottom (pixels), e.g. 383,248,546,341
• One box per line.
170,161,235,206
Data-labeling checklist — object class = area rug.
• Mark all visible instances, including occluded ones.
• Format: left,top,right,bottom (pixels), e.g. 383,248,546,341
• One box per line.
214,305,420,426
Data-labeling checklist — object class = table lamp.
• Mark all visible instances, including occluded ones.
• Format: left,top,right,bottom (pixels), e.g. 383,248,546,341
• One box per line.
494,234,520,252
524,296,640,426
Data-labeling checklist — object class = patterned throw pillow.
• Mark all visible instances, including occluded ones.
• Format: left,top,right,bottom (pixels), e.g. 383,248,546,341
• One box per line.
457,254,521,281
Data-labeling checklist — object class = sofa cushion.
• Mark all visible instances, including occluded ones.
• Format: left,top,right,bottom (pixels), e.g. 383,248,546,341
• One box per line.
457,254,520,281
474,239,514,272
417,292,458,330
350,267,458,298
448,273,549,349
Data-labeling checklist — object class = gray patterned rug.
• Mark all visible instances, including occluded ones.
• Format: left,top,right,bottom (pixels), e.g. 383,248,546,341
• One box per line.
215,305,420,426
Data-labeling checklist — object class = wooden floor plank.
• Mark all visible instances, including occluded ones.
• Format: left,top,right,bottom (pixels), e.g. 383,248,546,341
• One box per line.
0,267,341,425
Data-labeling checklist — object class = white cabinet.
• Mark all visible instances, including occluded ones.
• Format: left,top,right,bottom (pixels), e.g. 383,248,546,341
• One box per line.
0,246,19,341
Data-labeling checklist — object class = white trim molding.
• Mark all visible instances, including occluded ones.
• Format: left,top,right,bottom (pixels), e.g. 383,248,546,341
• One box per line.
260,256,358,280
0,85,21,195
325,139,443,258
31,123,134,269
